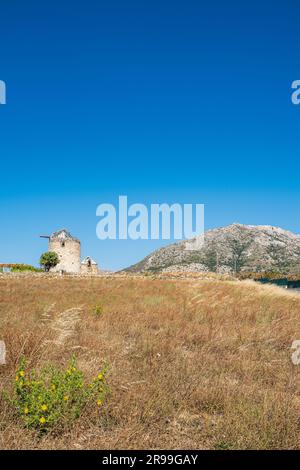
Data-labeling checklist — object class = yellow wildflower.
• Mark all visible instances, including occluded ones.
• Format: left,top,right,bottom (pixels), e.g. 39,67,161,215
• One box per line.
15,375,19,382
39,416,46,424
41,404,48,411
19,371,25,377
24,407,29,415
97,373,103,380
66,369,72,375
97,399,102,406
63,395,69,401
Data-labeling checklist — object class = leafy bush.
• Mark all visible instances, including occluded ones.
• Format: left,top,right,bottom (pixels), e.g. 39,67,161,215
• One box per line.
40,252,60,272
8,356,109,433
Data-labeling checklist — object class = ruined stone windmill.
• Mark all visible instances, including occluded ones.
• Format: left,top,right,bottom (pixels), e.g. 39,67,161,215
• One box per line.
40,229,99,274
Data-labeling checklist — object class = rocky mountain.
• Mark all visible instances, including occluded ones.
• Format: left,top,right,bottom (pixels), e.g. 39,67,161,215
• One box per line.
126,223,300,274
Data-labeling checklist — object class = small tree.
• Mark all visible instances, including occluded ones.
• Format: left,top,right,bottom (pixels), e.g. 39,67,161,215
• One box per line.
40,252,59,272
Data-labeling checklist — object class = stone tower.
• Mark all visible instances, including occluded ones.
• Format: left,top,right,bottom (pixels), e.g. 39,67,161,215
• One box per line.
48,229,81,273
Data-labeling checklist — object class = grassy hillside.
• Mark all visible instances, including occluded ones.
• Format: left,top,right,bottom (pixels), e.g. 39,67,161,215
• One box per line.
1,275,300,449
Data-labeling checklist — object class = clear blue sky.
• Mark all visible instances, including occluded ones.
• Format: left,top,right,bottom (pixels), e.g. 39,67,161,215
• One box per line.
1,0,300,270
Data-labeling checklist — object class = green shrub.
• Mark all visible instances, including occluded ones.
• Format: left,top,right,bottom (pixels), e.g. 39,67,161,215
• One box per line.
8,356,109,433
40,252,60,272
93,304,103,317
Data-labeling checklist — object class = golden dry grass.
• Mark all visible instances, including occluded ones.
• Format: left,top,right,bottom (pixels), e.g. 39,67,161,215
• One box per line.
1,274,300,449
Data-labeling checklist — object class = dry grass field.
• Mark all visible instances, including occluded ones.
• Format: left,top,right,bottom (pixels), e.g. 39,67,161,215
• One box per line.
1,274,300,449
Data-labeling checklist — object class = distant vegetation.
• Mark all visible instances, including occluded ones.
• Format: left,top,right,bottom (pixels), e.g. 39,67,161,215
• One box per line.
0,264,43,273
238,271,300,281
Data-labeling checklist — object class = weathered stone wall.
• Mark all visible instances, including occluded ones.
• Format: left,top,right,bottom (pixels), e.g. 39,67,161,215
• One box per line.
49,238,81,273
81,263,98,275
